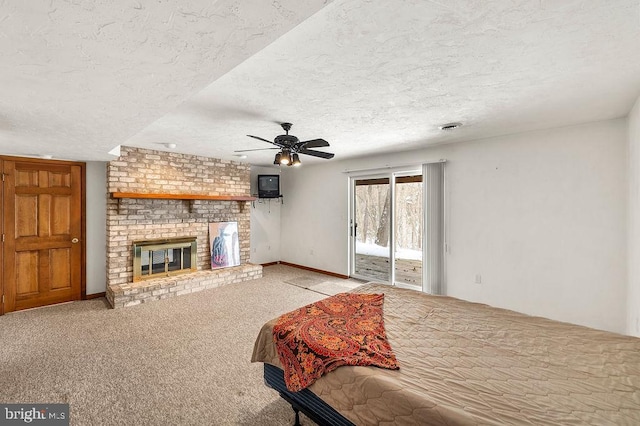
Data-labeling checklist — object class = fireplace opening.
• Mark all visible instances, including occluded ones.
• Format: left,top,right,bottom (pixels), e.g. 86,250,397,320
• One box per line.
133,237,197,281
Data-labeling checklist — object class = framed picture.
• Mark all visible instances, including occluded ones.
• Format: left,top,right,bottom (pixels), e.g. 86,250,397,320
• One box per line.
209,222,240,269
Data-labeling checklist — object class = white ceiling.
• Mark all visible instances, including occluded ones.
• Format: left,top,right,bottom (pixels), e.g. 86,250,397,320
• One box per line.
1,0,639,166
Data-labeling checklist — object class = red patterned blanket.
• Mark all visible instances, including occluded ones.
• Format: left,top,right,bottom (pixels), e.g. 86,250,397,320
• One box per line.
272,292,399,392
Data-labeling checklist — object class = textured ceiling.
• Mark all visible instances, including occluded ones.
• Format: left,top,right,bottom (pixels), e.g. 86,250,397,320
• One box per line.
1,0,639,165
0,0,331,161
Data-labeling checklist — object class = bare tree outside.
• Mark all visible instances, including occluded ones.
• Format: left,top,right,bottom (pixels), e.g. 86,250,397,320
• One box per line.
395,181,422,250
375,188,390,247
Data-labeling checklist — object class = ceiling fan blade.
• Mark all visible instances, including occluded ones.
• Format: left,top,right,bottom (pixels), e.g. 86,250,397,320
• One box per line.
294,138,330,150
234,148,279,152
299,149,335,159
246,135,281,146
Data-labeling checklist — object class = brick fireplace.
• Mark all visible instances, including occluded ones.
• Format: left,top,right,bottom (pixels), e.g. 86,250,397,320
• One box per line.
105,146,262,308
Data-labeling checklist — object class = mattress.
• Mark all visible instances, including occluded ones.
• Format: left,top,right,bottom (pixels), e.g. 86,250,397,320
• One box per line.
252,283,640,425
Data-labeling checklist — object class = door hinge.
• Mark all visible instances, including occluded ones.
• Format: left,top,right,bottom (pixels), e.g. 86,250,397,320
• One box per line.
2,295,4,304
1,234,4,243
1,173,4,182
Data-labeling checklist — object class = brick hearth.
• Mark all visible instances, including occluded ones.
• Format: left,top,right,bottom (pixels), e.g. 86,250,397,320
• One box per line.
106,265,262,308
105,146,262,308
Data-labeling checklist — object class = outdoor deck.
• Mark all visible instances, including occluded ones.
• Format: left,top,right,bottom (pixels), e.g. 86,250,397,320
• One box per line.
355,253,422,286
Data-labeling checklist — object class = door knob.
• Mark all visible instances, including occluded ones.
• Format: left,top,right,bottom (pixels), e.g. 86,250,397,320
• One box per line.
71,238,79,244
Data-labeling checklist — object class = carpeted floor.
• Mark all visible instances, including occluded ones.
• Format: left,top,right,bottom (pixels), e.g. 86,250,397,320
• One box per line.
0,265,364,425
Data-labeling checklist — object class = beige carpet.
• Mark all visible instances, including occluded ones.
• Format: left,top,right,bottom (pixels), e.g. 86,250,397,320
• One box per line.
0,265,365,425
284,274,363,295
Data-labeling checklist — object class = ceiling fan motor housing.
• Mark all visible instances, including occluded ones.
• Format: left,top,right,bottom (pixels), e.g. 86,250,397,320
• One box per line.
274,134,300,147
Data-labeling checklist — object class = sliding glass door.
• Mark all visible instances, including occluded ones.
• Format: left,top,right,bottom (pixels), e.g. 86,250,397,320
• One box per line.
352,176,391,282
350,170,423,289
394,174,423,288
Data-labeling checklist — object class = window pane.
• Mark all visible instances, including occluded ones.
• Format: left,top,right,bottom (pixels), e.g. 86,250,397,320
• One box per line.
354,178,391,282
394,175,423,288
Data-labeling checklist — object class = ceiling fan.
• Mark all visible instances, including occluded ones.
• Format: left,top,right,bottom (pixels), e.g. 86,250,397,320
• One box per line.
235,122,334,166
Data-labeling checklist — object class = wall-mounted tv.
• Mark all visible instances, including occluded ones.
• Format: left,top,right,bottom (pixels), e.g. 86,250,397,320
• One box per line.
257,174,280,198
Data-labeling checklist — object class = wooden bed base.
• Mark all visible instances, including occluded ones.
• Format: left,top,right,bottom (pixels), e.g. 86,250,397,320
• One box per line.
263,364,355,426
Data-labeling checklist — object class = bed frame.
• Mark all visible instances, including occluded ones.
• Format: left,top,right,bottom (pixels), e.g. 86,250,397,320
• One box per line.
263,364,355,426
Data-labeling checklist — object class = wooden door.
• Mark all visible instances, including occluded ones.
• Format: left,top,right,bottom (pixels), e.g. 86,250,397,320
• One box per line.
2,159,84,312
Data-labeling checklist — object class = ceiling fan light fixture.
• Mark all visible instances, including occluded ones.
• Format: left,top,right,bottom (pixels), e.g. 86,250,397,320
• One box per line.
280,150,291,165
292,153,301,167
274,152,282,165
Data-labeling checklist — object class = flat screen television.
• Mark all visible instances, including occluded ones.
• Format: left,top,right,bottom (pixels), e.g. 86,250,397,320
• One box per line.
257,174,280,198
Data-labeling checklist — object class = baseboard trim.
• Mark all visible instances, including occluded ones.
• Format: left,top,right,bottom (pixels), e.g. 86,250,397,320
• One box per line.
278,262,349,279
261,261,279,267
85,292,106,300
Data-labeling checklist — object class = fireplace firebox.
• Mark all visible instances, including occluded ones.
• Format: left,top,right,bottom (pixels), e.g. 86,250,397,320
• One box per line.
132,237,197,282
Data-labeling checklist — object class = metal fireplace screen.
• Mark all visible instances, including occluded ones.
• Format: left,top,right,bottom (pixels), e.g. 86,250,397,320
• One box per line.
132,237,197,282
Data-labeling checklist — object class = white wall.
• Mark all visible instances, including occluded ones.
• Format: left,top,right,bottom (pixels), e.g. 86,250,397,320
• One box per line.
85,161,107,294
280,119,628,333
628,96,640,336
249,166,282,264
279,159,351,273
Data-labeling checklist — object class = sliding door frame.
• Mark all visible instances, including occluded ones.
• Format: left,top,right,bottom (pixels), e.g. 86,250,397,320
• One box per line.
349,172,392,283
348,166,422,287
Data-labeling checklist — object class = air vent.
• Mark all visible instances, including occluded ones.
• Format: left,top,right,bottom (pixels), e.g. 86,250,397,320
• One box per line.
439,122,463,131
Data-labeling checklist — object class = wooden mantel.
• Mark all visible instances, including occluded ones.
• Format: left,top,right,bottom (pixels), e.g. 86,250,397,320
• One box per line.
110,192,255,201
110,192,255,213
